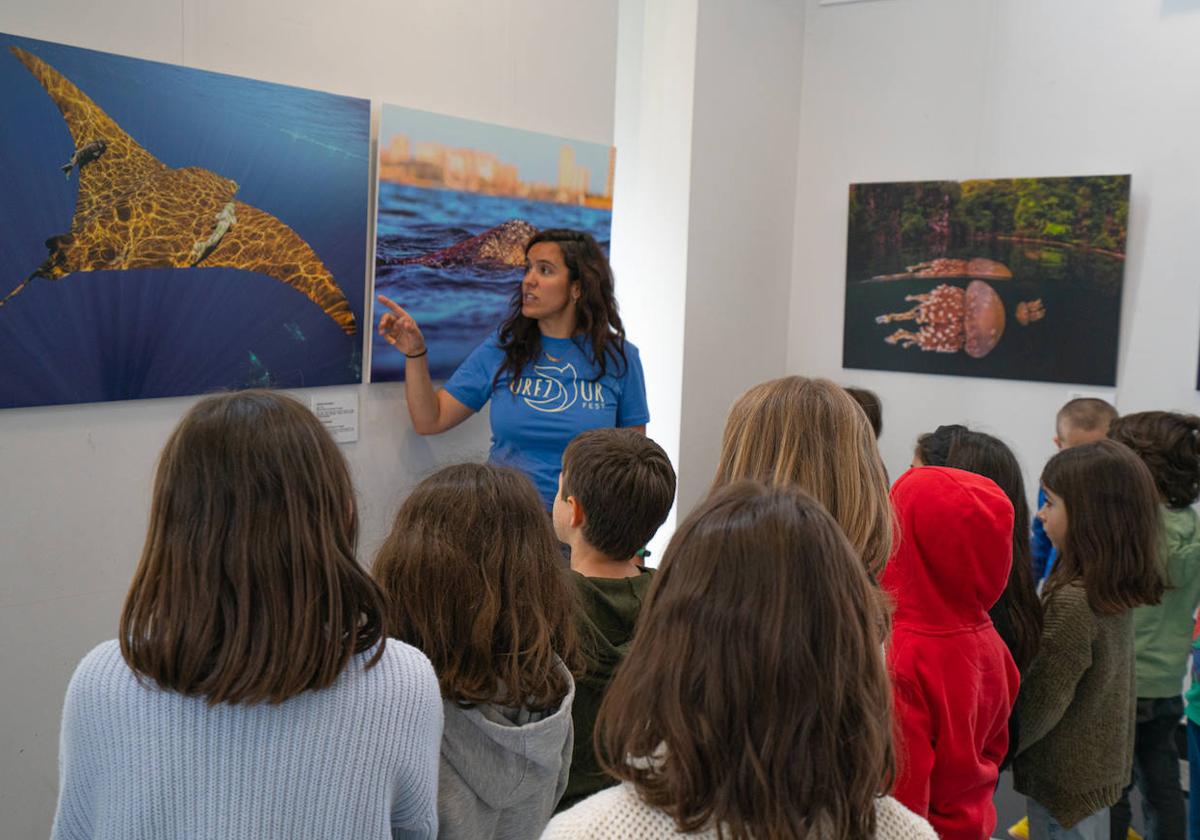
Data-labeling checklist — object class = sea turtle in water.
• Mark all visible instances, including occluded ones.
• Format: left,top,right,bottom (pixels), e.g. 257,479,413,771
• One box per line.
2,46,357,336
874,280,1044,358
382,219,538,270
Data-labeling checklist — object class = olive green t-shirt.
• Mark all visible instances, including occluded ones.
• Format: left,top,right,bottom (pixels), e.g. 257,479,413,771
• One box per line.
558,568,655,813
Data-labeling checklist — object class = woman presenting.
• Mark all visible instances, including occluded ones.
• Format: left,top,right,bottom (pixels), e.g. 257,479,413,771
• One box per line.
377,228,648,509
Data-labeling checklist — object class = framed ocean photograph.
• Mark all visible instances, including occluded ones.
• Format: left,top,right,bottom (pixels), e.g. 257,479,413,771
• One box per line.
370,104,615,382
0,34,370,409
842,176,1130,386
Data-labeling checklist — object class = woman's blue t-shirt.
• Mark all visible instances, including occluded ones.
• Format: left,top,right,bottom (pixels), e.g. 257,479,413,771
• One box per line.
443,333,650,508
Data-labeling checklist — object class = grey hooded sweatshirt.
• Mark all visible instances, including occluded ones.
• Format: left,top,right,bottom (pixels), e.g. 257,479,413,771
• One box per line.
437,659,575,840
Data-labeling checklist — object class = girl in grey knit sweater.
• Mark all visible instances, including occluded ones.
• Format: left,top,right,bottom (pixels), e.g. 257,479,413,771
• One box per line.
1015,440,1164,840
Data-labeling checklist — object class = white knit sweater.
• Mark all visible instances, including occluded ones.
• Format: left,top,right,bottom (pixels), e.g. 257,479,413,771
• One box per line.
541,783,938,839
51,639,444,840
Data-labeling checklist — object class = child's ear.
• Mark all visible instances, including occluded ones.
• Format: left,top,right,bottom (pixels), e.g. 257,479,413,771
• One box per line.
568,495,586,529
1052,435,1063,450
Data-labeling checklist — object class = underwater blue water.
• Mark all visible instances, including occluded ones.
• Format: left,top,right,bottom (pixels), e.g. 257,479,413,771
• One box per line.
0,34,370,409
372,182,612,381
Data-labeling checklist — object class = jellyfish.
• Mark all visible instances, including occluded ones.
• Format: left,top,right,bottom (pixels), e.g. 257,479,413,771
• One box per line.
1016,299,1046,326
870,258,1012,282
875,280,1013,358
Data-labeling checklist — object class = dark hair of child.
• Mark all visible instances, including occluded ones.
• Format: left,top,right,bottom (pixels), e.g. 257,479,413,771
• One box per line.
1041,439,1164,615
120,389,386,705
373,463,578,711
561,428,676,559
1108,411,1200,510
845,386,883,439
595,480,894,840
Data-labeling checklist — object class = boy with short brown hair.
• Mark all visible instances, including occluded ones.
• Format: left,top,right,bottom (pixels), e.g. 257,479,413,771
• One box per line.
552,427,676,811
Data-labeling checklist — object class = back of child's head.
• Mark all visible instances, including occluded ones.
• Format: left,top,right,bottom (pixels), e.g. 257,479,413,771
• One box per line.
884,466,1014,627
121,389,386,705
373,463,576,711
1041,439,1164,614
596,480,893,840
914,425,1041,671
845,386,883,439
1108,411,1200,510
713,375,893,576
561,428,676,560
1056,397,1117,447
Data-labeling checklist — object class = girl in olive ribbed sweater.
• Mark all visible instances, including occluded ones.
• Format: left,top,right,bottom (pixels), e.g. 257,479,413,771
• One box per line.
1015,441,1164,840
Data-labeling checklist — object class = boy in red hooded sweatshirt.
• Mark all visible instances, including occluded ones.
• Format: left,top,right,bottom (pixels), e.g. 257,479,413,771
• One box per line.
882,466,1021,840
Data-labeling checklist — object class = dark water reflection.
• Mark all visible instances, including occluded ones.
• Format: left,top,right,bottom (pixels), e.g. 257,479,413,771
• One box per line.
843,240,1123,386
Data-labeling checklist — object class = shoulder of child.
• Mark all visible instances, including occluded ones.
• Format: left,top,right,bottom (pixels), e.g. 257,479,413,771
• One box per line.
541,784,684,839
875,795,939,840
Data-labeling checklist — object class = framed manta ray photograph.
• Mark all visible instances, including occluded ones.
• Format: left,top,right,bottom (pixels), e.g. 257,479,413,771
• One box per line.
0,34,370,410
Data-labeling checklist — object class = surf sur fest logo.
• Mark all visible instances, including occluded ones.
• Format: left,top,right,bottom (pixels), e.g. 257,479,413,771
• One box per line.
507,354,609,414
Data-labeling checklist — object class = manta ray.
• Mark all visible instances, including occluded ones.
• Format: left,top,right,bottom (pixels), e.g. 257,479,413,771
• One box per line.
3,46,357,335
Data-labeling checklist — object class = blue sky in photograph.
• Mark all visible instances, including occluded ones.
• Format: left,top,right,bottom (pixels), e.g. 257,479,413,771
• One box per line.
380,104,610,187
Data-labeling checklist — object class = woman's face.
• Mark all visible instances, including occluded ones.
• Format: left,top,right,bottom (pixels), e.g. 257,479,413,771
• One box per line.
522,242,578,322
1038,487,1069,549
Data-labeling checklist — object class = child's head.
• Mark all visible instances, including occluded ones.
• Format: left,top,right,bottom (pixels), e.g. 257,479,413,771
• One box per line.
844,386,883,439
883,467,1014,629
1054,397,1117,449
373,463,576,711
713,376,893,575
554,428,676,560
596,481,893,838
121,389,385,705
1108,411,1200,510
1040,439,1164,615
913,425,1041,671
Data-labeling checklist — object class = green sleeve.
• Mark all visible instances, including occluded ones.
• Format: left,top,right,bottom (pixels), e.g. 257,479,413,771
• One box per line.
1017,585,1096,754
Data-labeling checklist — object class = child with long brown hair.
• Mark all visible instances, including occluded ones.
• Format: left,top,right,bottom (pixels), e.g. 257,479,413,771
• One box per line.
712,376,894,576
1015,440,1165,840
1106,411,1200,840
543,481,936,840
51,390,444,840
373,463,579,840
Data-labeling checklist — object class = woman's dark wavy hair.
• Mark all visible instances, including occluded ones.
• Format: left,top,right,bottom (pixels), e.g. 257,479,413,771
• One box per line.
1108,411,1200,510
494,228,626,387
596,481,895,840
915,425,1043,672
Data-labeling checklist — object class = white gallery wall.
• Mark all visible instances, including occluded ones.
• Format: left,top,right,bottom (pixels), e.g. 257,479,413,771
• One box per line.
790,0,1200,499
12,0,1200,835
0,2,618,837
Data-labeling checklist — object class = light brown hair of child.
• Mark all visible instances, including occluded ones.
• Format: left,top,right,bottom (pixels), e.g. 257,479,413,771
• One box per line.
712,376,893,576
1054,397,1117,449
595,481,894,840
120,389,387,705
373,463,578,711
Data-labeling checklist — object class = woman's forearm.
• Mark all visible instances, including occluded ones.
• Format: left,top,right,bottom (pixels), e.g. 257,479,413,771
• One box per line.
403,354,441,434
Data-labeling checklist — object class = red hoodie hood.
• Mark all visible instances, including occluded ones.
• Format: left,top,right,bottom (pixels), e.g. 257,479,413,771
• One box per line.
882,466,1014,630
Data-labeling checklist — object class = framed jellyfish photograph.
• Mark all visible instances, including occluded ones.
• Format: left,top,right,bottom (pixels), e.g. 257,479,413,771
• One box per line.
842,175,1130,386
0,34,370,410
